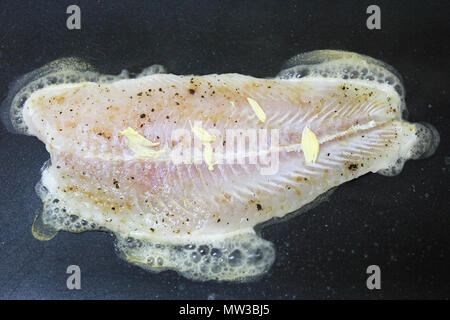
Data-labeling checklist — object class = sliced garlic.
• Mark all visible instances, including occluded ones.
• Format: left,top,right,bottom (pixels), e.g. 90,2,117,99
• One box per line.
120,127,160,147
247,97,266,123
301,126,320,163
203,143,215,171
120,127,166,159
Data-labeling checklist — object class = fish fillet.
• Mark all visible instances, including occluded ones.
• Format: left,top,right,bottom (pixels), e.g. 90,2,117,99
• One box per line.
2,50,438,281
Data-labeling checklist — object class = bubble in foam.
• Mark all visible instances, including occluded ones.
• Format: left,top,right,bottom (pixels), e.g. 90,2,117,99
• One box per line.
228,249,243,266
32,209,59,241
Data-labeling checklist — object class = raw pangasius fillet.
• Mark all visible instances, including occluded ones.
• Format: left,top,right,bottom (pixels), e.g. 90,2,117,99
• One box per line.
2,50,439,281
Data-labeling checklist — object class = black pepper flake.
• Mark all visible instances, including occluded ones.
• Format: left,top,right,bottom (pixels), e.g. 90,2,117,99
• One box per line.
348,163,358,171
189,89,195,95
140,113,146,118
256,204,262,211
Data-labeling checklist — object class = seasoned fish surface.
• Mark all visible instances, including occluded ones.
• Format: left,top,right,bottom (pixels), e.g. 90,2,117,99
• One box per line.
3,50,438,281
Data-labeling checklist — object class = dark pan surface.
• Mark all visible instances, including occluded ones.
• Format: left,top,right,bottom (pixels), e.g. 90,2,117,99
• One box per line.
0,0,449,299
